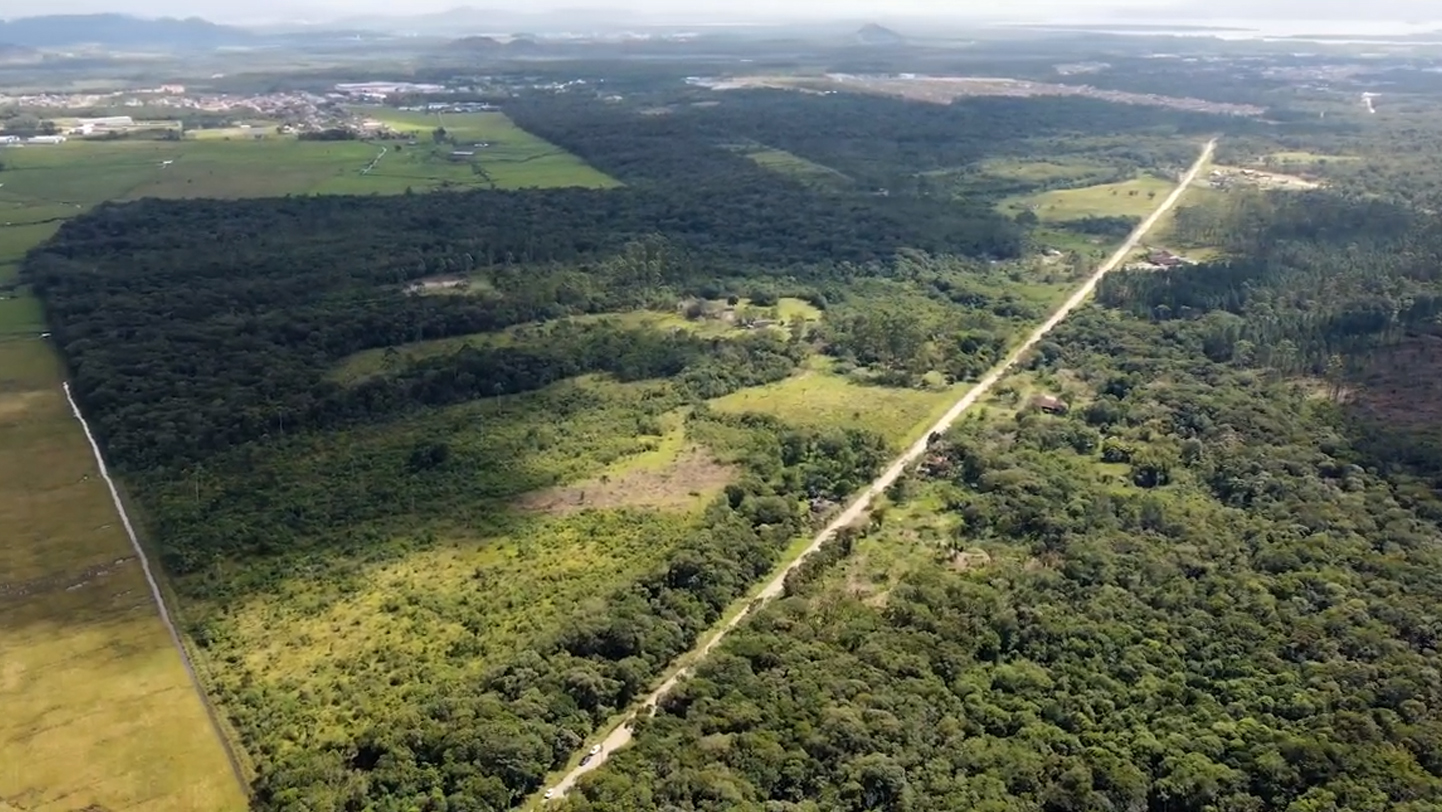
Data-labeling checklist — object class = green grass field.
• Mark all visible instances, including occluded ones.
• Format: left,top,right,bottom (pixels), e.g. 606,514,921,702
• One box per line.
711,359,966,447
0,294,42,334
973,157,1119,184
351,109,620,191
0,114,614,203
1004,175,1176,221
744,147,850,186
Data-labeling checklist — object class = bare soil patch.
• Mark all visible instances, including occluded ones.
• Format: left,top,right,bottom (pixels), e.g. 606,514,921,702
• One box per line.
517,447,734,515
404,277,470,294
706,74,1263,116
1346,334,1442,433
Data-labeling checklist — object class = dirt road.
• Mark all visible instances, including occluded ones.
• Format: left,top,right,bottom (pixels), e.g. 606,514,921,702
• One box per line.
543,137,1217,802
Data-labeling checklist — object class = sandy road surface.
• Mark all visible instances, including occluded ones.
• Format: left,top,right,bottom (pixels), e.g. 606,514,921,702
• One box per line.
544,138,1217,802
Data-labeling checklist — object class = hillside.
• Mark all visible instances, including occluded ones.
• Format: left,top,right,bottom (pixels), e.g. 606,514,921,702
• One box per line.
855,22,906,45
446,34,502,51
0,14,254,49
0,41,39,62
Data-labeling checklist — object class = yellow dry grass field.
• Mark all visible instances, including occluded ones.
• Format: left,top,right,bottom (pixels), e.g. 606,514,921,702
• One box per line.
0,341,246,811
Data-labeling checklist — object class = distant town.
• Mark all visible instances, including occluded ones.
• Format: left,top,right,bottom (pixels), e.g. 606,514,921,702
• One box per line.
0,77,603,145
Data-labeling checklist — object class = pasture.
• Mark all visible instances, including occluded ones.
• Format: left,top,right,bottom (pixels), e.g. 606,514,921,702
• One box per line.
1004,174,1176,221
0,113,615,203
351,109,620,191
0,340,247,812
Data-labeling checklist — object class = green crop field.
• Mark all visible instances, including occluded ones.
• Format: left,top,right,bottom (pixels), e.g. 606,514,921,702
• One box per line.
0,116,614,204
1004,175,1176,221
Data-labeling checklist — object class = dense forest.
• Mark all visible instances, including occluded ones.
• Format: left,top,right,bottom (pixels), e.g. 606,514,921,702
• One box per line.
1103,190,1442,375
507,91,1223,196
555,190,1442,812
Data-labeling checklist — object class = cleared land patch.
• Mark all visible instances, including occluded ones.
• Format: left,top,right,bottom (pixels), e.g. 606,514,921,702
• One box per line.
973,157,1122,185
1264,150,1360,165
1345,334,1442,436
737,146,850,185
711,362,964,446
1004,175,1176,221
703,73,1264,116
518,414,734,514
330,298,818,383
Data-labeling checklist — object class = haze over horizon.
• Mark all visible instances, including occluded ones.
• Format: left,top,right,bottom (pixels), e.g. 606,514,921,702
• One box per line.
4,0,1440,27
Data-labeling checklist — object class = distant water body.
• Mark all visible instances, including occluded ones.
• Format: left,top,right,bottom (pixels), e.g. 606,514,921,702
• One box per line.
1026,18,1442,43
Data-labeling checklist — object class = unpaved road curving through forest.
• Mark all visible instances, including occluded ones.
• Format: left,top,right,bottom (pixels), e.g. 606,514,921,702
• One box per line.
544,138,1217,802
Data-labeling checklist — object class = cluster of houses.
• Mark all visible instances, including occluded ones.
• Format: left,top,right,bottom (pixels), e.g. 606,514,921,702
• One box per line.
1207,167,1310,191
3,116,146,146
0,134,66,145
1123,248,1195,272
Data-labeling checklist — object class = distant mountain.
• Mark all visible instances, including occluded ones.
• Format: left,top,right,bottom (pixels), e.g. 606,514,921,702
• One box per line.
0,42,40,63
332,6,643,36
855,23,905,45
445,34,503,51
0,14,255,49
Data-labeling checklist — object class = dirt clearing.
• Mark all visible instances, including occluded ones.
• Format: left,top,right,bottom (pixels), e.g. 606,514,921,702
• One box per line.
517,447,734,515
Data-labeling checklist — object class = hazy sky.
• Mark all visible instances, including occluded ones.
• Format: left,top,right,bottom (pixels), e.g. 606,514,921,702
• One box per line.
9,0,1442,25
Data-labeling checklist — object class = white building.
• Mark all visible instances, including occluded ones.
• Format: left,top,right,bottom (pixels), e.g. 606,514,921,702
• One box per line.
77,115,134,128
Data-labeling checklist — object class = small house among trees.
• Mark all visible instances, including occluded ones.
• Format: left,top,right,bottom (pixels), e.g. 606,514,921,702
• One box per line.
1033,394,1069,414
